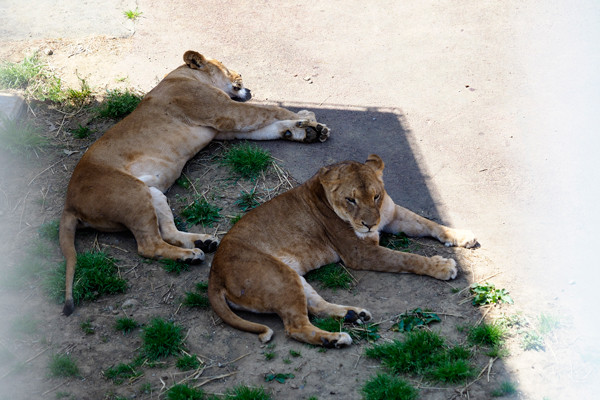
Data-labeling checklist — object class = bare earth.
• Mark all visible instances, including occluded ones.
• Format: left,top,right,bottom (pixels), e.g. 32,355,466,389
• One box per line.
1,1,599,399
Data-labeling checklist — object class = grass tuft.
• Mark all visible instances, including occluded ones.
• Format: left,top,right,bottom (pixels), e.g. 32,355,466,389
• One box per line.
160,259,192,274
467,322,506,348
38,219,60,241
380,232,411,251
176,354,201,371
492,381,518,397
98,88,142,119
365,330,474,383
361,372,418,400
469,282,513,306
235,189,260,211
305,263,353,290
123,8,143,20
183,282,210,309
142,318,184,360
70,124,92,139
165,383,204,400
221,143,272,180
181,196,221,226
48,353,79,378
0,115,47,156
104,362,142,384
223,385,271,400
115,317,139,335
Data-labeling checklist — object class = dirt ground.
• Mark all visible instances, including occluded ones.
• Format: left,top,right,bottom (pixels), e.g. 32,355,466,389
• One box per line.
1,1,600,399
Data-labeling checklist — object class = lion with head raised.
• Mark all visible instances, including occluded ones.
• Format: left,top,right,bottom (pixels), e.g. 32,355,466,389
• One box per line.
208,154,477,347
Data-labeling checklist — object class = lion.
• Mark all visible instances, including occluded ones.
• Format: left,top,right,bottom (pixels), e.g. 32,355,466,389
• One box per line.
59,50,330,316
208,154,477,347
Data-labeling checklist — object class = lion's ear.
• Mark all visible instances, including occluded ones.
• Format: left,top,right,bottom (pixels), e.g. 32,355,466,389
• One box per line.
365,154,384,176
318,165,341,189
184,51,207,69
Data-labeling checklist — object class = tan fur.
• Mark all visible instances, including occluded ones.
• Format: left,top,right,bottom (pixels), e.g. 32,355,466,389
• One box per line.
59,51,330,316
208,154,477,347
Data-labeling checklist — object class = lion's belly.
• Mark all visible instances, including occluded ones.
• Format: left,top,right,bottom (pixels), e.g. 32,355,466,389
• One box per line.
274,248,340,276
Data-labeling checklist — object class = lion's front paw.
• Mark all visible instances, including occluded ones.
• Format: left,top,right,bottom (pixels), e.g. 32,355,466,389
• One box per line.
322,332,352,348
429,256,458,280
444,229,478,248
194,237,219,253
177,248,205,265
302,122,330,143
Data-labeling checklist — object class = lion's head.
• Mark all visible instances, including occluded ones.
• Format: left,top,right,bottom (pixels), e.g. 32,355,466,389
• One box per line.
318,154,386,239
183,50,252,102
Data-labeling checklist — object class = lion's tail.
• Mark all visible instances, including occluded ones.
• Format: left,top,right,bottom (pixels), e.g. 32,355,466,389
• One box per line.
208,284,274,343
59,210,78,316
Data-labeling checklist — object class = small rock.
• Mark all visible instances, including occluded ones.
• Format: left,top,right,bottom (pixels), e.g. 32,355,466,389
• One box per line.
44,48,53,55
122,298,140,313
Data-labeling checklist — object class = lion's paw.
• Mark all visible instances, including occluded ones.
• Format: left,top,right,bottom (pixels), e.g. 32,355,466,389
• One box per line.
322,332,352,348
178,248,205,265
430,255,458,280
258,328,274,343
344,309,372,324
302,123,330,143
194,237,219,253
444,229,478,248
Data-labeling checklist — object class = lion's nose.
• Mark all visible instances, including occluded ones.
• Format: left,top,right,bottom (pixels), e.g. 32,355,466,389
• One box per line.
361,221,375,231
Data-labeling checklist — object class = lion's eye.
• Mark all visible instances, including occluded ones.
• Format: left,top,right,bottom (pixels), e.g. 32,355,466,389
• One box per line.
374,194,380,201
346,197,356,205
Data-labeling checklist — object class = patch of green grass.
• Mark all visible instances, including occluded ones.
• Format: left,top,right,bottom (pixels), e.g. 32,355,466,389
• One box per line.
223,385,271,400
80,319,95,335
264,373,294,383
469,282,513,306
38,219,60,241
44,251,127,305
305,263,353,290
160,259,191,274
521,330,545,351
468,322,506,348
537,313,560,335
361,372,418,400
365,330,474,383
70,124,92,139
1,254,46,289
0,115,48,156
176,175,191,189
123,8,143,20
0,53,67,102
182,282,210,309
492,381,518,397
236,189,260,211
311,316,380,342
221,143,272,180
165,384,204,400
181,196,221,226
65,77,92,108
380,232,411,251
104,363,142,384
289,349,301,358
48,353,79,378
230,214,243,225
176,354,201,371
142,318,184,360
98,88,142,119
264,351,276,361
10,314,39,335
393,308,441,332
115,317,139,335
0,54,44,89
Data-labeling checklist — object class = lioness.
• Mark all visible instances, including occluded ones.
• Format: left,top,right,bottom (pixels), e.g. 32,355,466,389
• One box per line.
60,51,330,316
208,154,477,347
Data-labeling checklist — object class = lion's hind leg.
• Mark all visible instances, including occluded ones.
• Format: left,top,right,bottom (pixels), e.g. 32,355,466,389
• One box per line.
149,187,218,253
300,276,372,323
